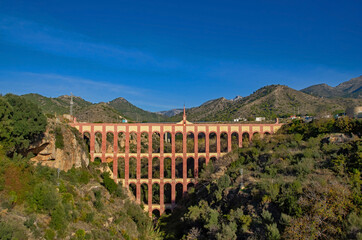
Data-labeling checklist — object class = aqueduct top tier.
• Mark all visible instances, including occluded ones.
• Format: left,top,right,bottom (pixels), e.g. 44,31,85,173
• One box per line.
70,110,282,216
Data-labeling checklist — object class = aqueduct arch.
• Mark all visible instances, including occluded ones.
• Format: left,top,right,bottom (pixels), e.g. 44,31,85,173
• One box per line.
71,109,282,216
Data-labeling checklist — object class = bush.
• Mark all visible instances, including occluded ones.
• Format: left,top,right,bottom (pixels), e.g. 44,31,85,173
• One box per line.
102,172,117,194
55,126,64,149
266,223,280,240
50,203,68,231
0,220,27,240
28,182,59,212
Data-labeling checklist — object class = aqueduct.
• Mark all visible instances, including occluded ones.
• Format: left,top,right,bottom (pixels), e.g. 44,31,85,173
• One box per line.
70,109,282,216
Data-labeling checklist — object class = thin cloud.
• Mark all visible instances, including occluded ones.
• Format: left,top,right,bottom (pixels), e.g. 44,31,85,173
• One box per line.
0,71,147,101
0,16,184,71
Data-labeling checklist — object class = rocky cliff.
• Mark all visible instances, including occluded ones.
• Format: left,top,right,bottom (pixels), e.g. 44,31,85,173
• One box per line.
28,117,89,171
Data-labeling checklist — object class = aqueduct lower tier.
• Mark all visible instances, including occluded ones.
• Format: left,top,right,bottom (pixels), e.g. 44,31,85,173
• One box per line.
70,120,282,216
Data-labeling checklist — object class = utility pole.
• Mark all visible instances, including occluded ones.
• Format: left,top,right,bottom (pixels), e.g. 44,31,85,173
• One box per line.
70,93,74,116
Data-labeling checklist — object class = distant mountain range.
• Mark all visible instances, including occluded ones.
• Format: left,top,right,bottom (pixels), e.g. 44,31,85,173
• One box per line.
156,109,183,117
301,76,362,98
21,76,361,122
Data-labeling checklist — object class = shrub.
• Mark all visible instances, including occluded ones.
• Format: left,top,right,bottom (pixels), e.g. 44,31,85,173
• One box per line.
0,220,27,240
55,127,64,149
102,172,117,194
50,203,68,231
266,223,280,240
44,228,55,240
28,182,59,212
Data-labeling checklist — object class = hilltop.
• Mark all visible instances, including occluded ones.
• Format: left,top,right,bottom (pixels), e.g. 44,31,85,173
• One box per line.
301,76,362,98
20,75,362,123
22,94,167,123
170,84,362,122
109,97,167,122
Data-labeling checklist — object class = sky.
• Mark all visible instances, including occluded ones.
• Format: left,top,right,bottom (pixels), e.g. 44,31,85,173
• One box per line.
0,0,361,111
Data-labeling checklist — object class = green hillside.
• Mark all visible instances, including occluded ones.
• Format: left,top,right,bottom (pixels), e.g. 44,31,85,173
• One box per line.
171,85,362,122
302,76,362,98
0,94,161,239
160,118,362,239
22,93,92,115
109,97,168,122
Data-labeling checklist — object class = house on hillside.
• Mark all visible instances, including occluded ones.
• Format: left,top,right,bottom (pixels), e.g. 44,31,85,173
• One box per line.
234,117,247,122
255,117,265,122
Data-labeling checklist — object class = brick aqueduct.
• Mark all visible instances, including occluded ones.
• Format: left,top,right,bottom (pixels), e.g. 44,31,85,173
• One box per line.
70,109,282,216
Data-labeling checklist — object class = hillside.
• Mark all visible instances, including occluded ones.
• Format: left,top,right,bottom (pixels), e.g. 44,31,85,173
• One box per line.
169,97,234,122
160,118,362,239
22,94,168,123
0,94,161,239
74,103,124,123
22,93,92,115
302,76,362,98
170,85,361,122
109,97,168,122
157,109,183,117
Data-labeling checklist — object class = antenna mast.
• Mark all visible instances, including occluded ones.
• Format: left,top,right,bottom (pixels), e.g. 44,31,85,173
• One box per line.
70,93,74,116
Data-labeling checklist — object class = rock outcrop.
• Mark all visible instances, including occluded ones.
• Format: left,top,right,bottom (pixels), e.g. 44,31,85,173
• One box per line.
28,117,89,171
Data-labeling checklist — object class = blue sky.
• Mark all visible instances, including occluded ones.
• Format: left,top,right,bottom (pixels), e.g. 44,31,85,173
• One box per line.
0,0,361,111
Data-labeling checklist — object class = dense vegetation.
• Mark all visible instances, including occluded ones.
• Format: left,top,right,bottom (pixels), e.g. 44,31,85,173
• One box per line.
0,95,161,239
159,118,362,240
0,94,47,156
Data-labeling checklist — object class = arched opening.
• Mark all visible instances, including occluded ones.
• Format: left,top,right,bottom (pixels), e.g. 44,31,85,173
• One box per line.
152,132,160,153
83,132,90,152
152,209,160,219
210,156,217,163
175,157,183,178
94,157,102,164
242,132,250,147
129,157,137,179
152,183,160,204
198,157,206,175
141,158,148,179
164,157,172,179
187,183,195,193
209,132,217,153
106,132,114,153
175,132,183,153
141,132,148,153
141,183,148,204
152,157,160,178
187,132,194,153
129,132,137,153
164,183,171,204
117,132,125,153
231,132,239,150
264,132,271,138
165,209,172,215
118,157,125,179
163,132,172,153
253,132,260,140
129,183,137,198
175,183,183,203
198,132,206,153
220,132,228,152
187,157,195,178
95,132,102,153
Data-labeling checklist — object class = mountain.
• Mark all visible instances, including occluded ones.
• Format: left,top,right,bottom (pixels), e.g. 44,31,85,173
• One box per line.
108,97,168,122
22,93,92,115
301,76,362,98
171,85,362,122
169,97,233,122
157,109,183,117
74,102,124,123
22,94,166,123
